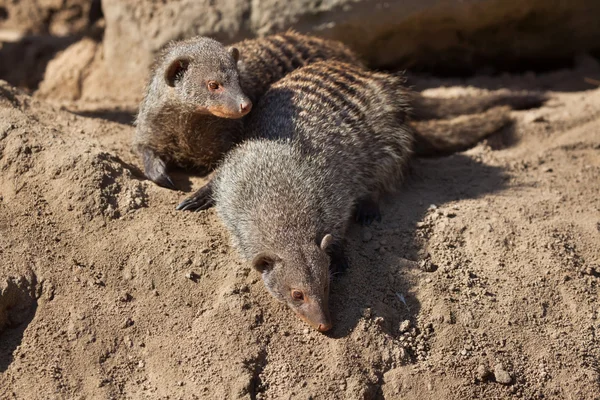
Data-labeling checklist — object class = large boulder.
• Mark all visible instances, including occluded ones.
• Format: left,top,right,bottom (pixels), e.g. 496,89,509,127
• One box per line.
36,0,600,104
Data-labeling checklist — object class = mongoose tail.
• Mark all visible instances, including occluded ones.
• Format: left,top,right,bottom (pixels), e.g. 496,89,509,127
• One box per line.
411,90,547,120
412,105,512,156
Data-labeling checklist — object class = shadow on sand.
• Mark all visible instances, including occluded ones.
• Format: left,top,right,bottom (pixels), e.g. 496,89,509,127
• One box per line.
328,153,507,340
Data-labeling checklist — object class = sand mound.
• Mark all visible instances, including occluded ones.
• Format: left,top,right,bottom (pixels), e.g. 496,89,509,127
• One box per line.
1,63,599,399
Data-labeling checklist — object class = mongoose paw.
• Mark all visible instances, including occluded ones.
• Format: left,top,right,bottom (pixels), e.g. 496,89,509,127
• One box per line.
354,198,381,226
176,183,215,212
142,148,177,190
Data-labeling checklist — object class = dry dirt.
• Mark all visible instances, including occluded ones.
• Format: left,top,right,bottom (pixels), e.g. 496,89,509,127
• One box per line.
1,45,600,400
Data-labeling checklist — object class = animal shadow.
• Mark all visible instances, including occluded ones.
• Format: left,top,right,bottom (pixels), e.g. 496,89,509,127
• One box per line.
328,154,507,337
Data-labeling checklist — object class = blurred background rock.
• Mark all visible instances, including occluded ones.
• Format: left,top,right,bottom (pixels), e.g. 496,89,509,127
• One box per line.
1,0,599,105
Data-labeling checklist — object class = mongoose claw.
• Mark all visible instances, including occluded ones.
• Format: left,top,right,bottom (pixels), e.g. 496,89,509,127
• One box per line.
176,182,215,211
354,198,381,226
329,246,349,276
142,147,177,190
152,173,177,190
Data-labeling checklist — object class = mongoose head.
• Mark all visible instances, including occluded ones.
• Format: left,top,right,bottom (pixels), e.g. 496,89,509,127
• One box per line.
162,38,252,118
252,234,334,332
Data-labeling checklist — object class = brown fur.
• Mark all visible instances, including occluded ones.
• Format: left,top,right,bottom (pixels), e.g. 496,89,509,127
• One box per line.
134,31,362,189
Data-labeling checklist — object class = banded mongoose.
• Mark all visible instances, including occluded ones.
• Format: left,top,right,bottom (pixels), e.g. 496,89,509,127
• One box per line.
208,61,414,331
134,31,362,189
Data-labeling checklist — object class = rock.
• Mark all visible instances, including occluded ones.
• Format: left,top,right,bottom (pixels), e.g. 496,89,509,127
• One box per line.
362,231,373,242
122,318,134,329
36,38,100,101
185,271,199,282
493,363,512,385
119,292,133,302
399,320,411,333
38,0,600,104
476,364,491,381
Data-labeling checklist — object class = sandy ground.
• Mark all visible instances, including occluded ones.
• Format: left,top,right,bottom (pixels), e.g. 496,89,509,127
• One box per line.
0,56,599,399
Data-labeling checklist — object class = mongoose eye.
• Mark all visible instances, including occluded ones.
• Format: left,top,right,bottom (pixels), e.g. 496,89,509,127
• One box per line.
207,81,221,91
291,290,304,301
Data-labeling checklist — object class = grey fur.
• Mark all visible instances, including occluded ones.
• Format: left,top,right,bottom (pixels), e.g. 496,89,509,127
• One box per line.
212,61,413,331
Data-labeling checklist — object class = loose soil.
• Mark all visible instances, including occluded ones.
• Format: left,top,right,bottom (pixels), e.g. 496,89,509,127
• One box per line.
0,48,599,399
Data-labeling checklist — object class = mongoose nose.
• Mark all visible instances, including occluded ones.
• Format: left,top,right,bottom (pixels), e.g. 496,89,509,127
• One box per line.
240,100,252,114
317,322,333,332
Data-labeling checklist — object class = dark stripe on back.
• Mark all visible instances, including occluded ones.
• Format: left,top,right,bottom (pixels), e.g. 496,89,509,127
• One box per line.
273,81,341,113
282,33,317,62
282,74,365,123
269,35,304,71
260,40,289,78
288,66,371,115
304,63,375,114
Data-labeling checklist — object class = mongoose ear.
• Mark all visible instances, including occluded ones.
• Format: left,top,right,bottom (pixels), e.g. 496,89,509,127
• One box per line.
252,252,278,273
319,234,334,252
164,58,190,87
228,46,240,63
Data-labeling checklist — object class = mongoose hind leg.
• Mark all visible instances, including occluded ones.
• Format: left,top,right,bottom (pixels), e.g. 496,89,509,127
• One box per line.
354,196,381,226
176,181,215,211
142,146,176,190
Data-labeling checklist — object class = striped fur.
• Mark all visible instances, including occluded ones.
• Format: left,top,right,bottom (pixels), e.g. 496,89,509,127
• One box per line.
213,61,413,330
134,31,361,188
235,30,363,103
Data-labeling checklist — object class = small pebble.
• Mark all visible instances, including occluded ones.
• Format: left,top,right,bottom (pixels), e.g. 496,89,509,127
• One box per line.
362,231,373,242
185,271,199,282
494,363,512,385
119,292,133,302
399,320,411,333
476,364,491,381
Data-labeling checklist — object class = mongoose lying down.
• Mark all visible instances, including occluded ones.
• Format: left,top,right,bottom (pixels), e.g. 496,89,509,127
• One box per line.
209,61,413,331
134,31,362,189
135,31,546,190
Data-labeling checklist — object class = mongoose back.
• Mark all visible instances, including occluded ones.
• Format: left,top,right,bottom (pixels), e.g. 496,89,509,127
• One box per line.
134,31,363,189
210,61,413,331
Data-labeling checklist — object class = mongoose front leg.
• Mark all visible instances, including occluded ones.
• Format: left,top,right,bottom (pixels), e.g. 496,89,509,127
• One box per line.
354,196,381,226
176,180,215,211
142,146,176,190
